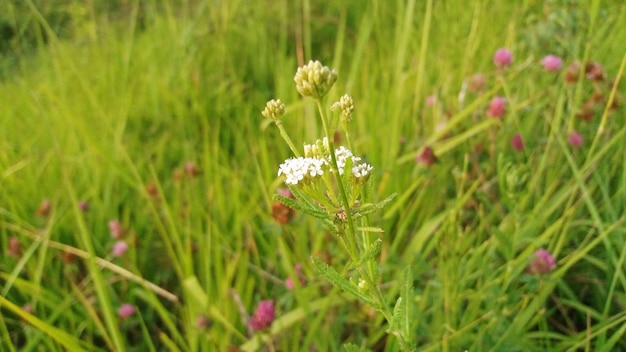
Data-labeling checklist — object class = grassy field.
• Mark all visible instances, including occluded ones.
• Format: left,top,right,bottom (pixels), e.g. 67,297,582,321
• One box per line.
1,0,626,351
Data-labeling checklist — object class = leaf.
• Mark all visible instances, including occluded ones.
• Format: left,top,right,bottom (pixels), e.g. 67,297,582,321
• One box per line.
274,194,328,220
357,238,382,265
311,257,377,308
400,266,415,346
388,266,415,348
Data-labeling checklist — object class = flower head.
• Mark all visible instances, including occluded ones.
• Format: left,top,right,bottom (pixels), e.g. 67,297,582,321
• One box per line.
541,55,563,72
469,73,486,93
261,99,285,120
118,303,136,319
511,133,524,151
493,48,513,68
527,249,556,275
568,131,583,148
112,241,129,257
7,236,22,258
294,60,338,99
416,146,438,166
487,96,507,118
249,300,275,331
108,220,123,239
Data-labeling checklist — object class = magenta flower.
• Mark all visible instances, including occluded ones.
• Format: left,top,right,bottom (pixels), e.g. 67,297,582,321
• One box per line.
118,303,135,319
249,300,275,331
527,249,556,275
487,96,507,118
541,55,563,72
511,133,524,151
568,131,583,148
112,241,129,257
493,48,513,68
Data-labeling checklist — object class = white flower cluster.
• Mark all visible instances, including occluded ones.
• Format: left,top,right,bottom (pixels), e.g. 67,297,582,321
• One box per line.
278,157,327,185
278,144,373,185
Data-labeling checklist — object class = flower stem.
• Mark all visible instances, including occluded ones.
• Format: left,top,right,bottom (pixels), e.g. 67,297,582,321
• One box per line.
274,120,301,157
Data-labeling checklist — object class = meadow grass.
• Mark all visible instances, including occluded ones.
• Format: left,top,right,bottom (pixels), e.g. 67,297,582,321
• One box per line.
1,0,626,351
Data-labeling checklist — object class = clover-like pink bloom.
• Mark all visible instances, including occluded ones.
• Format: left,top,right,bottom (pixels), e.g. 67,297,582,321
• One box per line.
493,48,513,68
487,96,507,118
249,300,275,331
118,304,135,319
527,249,556,275
568,131,584,148
541,55,563,72
426,95,437,106
511,133,524,151
112,241,129,257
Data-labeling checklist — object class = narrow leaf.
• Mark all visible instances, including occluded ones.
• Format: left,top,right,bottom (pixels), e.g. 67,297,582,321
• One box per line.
311,257,377,307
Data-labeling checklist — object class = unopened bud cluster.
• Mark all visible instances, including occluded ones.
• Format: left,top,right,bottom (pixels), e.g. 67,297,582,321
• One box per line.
331,94,354,122
262,99,285,120
294,60,338,99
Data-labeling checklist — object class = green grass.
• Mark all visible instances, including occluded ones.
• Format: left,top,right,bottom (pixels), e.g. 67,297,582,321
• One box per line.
1,0,626,350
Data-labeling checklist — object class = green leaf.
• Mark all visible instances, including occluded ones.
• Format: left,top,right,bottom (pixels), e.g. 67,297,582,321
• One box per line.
274,194,329,219
401,266,415,347
311,257,377,307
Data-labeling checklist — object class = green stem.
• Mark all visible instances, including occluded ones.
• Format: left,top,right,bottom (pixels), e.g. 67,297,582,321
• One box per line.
275,120,301,157
315,99,359,262
315,98,402,347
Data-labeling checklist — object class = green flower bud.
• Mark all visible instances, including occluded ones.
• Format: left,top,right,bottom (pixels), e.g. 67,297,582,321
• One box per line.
331,94,354,122
294,60,338,99
262,99,285,120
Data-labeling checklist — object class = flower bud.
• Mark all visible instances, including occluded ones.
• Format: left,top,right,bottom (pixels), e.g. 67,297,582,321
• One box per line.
294,60,338,99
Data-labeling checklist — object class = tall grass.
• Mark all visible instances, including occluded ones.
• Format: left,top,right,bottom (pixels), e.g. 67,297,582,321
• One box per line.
1,0,626,350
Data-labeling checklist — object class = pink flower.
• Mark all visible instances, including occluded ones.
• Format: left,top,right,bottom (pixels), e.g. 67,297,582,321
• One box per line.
568,131,583,148
426,95,437,106
249,300,275,331
541,55,563,72
185,161,199,177
487,96,507,118
118,304,135,319
415,146,438,166
195,315,211,329
469,73,486,93
78,201,89,212
493,48,513,68
7,236,22,258
108,220,123,239
284,278,295,290
511,133,524,151
112,241,128,257
527,249,556,275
